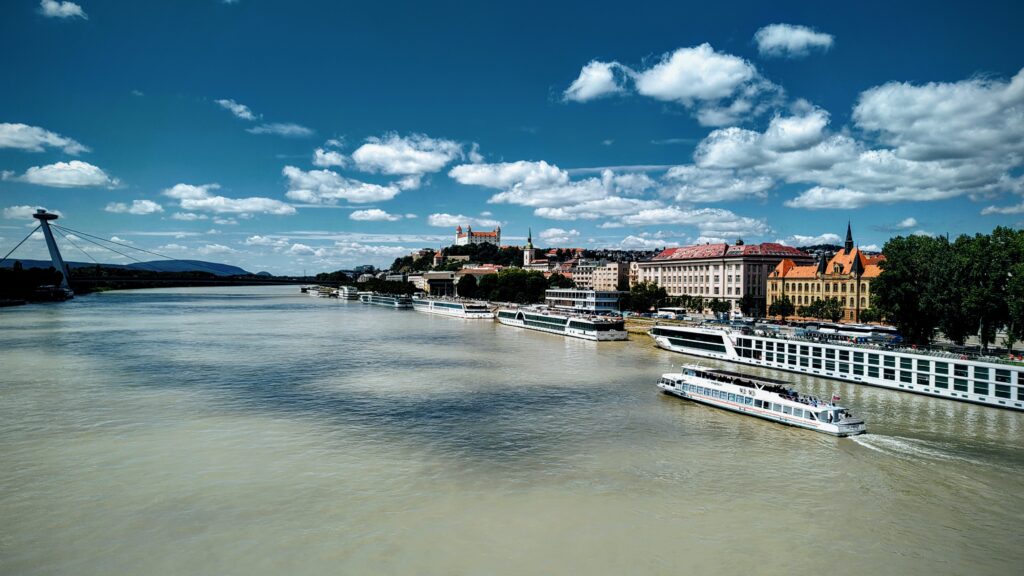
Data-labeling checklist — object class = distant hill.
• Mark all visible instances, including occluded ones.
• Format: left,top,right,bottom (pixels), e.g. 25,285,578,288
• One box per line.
1,259,251,276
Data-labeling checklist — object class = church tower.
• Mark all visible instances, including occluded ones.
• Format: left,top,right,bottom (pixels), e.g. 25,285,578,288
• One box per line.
523,227,535,266
844,221,854,254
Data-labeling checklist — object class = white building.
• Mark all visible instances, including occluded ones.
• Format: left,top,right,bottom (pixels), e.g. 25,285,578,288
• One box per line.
592,262,629,291
545,288,624,314
455,225,501,246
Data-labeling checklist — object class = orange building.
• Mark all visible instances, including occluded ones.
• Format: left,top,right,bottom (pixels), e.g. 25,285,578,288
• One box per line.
767,224,885,323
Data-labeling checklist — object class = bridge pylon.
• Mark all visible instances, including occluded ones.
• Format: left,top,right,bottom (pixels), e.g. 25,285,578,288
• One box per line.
32,209,73,295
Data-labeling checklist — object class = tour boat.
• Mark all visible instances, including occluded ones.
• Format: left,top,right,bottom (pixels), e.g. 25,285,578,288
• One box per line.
412,297,494,318
495,307,627,341
657,365,867,436
337,286,359,300
358,292,412,309
648,323,1024,411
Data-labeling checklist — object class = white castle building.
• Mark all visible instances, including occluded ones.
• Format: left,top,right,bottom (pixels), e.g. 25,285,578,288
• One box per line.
454,225,501,246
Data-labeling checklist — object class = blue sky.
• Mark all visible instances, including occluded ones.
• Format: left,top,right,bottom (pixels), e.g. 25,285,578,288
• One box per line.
2,0,1022,274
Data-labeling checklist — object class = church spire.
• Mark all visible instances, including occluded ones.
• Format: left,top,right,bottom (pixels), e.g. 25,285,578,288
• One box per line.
527,227,533,249
844,221,854,254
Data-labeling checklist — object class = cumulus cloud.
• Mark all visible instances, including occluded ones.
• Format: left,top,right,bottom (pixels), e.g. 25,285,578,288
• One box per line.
616,206,771,239
981,202,1024,215
163,182,296,215
312,147,347,168
352,133,462,177
426,213,501,228
449,160,568,189
171,212,208,221
350,209,403,222
0,123,88,154
282,166,400,204
563,61,631,102
534,196,661,220
4,161,119,188
775,232,842,246
3,205,62,219
244,235,290,247
215,98,257,121
196,244,239,256
754,24,834,58
618,235,679,249
661,165,773,203
39,0,86,19
538,228,580,244
246,123,314,138
104,199,164,215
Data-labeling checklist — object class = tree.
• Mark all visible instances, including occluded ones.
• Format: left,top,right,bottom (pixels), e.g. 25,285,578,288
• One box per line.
708,298,731,319
624,281,668,313
457,274,478,299
547,272,576,288
871,234,947,345
858,306,882,324
821,297,844,322
738,294,758,317
768,295,794,322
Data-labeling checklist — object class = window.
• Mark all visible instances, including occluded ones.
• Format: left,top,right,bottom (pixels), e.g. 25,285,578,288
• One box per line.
800,345,809,356
900,358,913,370
954,364,968,378
954,379,968,392
783,405,792,415
995,369,1010,383
884,368,896,381
853,364,864,376
839,350,849,361
800,357,809,367
917,359,930,372
917,373,930,386
934,362,948,375
789,344,797,354
772,403,783,412
869,354,879,366
754,399,763,408
974,367,989,381
794,409,804,418
868,366,879,378
995,385,1011,399
853,352,863,363
825,349,835,360
974,382,989,396
884,356,895,368
900,371,912,383
839,363,849,373
813,347,822,358
813,359,822,369
934,375,948,389
728,393,736,402
826,361,836,371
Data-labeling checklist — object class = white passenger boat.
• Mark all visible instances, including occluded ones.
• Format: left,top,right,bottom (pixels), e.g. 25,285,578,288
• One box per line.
657,365,867,437
337,286,359,300
495,307,627,341
648,324,1024,411
358,292,412,309
412,297,494,319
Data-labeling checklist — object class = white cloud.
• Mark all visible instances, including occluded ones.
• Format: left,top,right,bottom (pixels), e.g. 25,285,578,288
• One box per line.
163,182,296,215
3,205,62,219
618,235,679,249
754,24,834,58
352,133,462,176
215,98,257,121
39,0,86,19
157,243,188,252
104,199,164,215
426,213,501,228
282,166,400,204
449,160,567,189
616,206,771,238
350,209,403,222
538,228,580,244
312,148,347,168
170,212,209,221
213,217,238,225
775,233,842,246
534,196,661,220
861,244,881,252
895,217,918,229
661,166,773,203
246,123,314,138
4,161,119,188
244,235,290,247
196,244,239,256
0,123,88,154
635,44,757,102
762,106,829,151
563,61,630,102
109,236,131,244
286,243,325,257
981,202,1024,215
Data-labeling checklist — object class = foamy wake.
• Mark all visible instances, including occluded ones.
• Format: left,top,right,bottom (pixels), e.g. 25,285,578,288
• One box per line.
850,435,988,467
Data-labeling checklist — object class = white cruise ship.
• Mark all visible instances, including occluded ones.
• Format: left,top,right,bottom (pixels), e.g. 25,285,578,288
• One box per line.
411,297,494,319
495,307,627,341
649,324,1024,411
337,286,359,300
358,292,412,309
657,365,866,437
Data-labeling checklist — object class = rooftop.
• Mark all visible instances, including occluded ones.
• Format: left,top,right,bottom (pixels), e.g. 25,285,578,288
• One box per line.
652,242,808,261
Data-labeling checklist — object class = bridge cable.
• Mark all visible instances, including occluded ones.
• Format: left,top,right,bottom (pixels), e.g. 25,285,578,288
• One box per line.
0,225,42,266
51,227,165,272
52,226,101,265
52,224,229,276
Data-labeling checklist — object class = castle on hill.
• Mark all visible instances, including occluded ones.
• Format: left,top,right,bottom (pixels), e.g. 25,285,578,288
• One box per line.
454,225,500,246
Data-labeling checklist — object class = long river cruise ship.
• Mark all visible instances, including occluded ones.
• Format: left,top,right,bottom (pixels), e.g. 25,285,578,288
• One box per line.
657,365,866,437
649,323,1024,411
412,297,494,319
358,292,412,309
495,307,628,341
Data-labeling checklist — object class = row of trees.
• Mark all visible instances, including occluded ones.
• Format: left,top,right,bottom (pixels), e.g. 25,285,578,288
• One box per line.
871,226,1024,349
456,268,570,304
768,295,846,322
620,281,736,316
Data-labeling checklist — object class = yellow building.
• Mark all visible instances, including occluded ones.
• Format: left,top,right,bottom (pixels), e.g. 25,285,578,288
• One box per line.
767,224,885,323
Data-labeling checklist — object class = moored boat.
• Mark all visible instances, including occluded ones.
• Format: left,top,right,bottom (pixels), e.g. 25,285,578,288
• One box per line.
495,306,627,341
412,296,494,318
359,292,412,309
657,365,866,436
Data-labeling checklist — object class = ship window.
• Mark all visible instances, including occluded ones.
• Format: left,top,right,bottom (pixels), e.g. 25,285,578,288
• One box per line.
813,359,822,369
812,347,822,357
934,362,948,375
995,369,1010,383
826,361,836,371
954,379,968,392
853,352,864,363
974,367,989,381
853,364,864,376
900,371,912,383
1018,387,1024,401
868,354,879,366
825,349,835,360
754,399,763,408
974,382,989,396
782,405,792,415
900,358,913,370
917,359,930,372
766,352,774,362
839,363,849,373
728,393,736,402
868,366,879,378
954,364,968,378
789,344,797,354
745,397,753,405
800,357,809,367
884,356,895,368
917,373,930,386
934,376,948,389
807,412,817,421
800,345,809,356
772,403,783,412
884,368,895,381
839,350,849,361
794,409,804,418
787,355,797,366
995,384,1011,399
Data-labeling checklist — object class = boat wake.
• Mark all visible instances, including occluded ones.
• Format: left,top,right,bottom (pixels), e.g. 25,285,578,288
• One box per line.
849,434,994,468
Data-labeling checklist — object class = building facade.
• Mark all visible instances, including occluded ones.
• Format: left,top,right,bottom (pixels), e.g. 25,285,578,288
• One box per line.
455,225,501,246
634,241,813,314
592,261,629,291
766,225,884,323
545,288,624,314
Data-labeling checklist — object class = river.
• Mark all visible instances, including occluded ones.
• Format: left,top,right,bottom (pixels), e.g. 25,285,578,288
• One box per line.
1,286,1021,575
